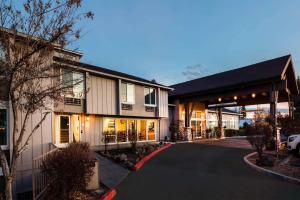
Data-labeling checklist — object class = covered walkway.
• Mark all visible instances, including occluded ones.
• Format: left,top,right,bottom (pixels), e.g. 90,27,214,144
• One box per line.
169,55,299,139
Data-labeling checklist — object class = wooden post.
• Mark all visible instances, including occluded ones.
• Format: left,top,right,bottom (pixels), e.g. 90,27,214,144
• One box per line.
184,102,192,140
217,107,224,138
270,84,279,156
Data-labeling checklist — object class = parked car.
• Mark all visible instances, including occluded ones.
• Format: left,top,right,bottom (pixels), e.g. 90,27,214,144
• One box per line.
287,134,300,156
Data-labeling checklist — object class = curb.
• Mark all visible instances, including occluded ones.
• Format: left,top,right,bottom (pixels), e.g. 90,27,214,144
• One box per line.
99,188,117,200
133,143,173,171
244,152,300,186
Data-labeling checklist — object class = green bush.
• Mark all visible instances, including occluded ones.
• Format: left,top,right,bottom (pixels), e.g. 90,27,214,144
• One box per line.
41,142,95,200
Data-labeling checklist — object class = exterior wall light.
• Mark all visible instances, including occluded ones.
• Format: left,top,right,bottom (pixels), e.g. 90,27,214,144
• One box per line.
233,96,238,100
86,116,90,121
251,93,256,98
218,97,222,102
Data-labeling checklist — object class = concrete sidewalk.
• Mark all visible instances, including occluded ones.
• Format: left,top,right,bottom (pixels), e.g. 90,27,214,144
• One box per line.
95,154,130,189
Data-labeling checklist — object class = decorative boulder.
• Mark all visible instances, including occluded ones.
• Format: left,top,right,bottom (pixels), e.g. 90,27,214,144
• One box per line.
119,153,128,162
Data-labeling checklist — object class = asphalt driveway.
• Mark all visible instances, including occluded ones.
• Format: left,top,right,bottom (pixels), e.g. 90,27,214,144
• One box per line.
115,139,300,200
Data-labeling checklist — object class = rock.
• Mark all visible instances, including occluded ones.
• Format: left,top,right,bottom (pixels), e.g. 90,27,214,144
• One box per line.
136,157,140,163
119,153,128,162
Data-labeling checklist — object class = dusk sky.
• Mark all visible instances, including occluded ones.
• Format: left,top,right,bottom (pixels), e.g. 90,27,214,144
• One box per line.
74,0,300,87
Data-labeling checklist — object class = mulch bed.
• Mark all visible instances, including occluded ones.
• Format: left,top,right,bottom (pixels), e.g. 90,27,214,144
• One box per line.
98,142,167,170
248,151,300,180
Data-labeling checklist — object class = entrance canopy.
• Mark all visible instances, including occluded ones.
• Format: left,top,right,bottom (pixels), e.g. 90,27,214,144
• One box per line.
170,55,298,107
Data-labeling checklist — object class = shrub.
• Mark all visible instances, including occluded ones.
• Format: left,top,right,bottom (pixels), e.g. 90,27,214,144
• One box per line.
169,120,184,142
246,122,273,162
41,142,95,200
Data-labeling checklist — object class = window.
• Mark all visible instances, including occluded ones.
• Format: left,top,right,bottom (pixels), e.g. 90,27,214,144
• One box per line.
138,120,147,141
103,118,116,143
147,120,156,141
0,109,7,145
144,87,156,106
61,69,84,98
121,82,134,104
116,119,127,142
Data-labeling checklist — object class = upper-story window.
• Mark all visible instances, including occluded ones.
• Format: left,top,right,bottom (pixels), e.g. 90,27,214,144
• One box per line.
121,82,134,104
144,87,156,106
0,109,7,146
61,69,84,99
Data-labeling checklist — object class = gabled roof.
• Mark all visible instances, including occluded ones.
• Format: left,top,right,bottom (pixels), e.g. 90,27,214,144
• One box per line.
170,55,297,97
54,56,172,90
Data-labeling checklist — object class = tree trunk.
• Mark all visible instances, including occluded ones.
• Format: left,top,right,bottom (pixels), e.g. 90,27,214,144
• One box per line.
5,177,13,200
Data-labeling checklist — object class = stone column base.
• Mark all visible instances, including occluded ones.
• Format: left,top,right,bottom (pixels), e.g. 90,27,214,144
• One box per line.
184,127,193,141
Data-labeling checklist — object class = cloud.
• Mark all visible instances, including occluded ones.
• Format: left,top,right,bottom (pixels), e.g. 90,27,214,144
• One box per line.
182,64,211,80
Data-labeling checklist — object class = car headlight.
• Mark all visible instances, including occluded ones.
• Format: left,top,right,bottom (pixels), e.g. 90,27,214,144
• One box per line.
288,136,297,142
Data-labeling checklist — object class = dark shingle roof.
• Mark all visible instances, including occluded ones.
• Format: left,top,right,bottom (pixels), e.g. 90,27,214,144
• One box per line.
53,57,172,90
170,55,291,97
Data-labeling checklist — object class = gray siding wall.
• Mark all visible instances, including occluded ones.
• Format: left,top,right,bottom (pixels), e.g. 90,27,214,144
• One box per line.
158,89,169,118
86,75,117,115
11,108,54,193
159,118,170,141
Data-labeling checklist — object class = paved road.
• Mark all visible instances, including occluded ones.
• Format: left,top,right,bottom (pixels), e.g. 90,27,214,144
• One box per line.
115,139,300,200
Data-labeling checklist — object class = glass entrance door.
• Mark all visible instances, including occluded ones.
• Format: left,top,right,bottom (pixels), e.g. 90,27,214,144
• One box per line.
60,116,70,144
191,120,202,139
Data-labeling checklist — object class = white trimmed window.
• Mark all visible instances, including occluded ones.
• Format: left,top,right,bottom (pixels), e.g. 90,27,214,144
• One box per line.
61,69,85,99
121,82,135,104
144,87,156,106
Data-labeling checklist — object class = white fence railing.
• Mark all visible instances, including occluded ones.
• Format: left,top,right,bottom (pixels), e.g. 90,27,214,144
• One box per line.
32,143,58,200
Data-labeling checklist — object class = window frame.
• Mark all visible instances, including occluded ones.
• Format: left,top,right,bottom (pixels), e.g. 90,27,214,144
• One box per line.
121,82,135,105
0,101,8,150
144,87,156,107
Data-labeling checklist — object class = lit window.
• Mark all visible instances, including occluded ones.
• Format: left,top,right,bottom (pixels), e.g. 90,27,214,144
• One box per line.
61,69,84,98
147,120,156,141
0,109,7,145
103,118,116,143
144,87,156,106
138,120,147,141
121,82,135,104
116,119,127,142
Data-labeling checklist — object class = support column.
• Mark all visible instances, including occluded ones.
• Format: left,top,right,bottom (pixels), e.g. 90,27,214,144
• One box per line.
217,107,224,138
184,102,192,141
270,86,279,151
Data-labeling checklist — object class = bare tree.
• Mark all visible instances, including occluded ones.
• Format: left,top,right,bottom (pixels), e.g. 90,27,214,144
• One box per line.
0,1,93,199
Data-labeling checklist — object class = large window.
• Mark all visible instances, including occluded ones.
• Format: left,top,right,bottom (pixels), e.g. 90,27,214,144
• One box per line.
61,69,84,98
0,109,7,145
103,119,116,143
103,118,156,143
147,120,156,141
121,82,134,104
144,87,156,106
116,119,127,142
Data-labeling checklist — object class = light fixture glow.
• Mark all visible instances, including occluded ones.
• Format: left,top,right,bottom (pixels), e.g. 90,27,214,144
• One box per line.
233,96,238,100
218,97,222,102
251,93,256,98
86,116,90,121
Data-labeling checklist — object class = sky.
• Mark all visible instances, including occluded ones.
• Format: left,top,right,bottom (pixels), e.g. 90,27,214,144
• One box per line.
74,0,300,88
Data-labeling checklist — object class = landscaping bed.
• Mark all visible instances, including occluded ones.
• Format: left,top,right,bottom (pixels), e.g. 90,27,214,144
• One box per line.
98,142,168,170
247,151,300,180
